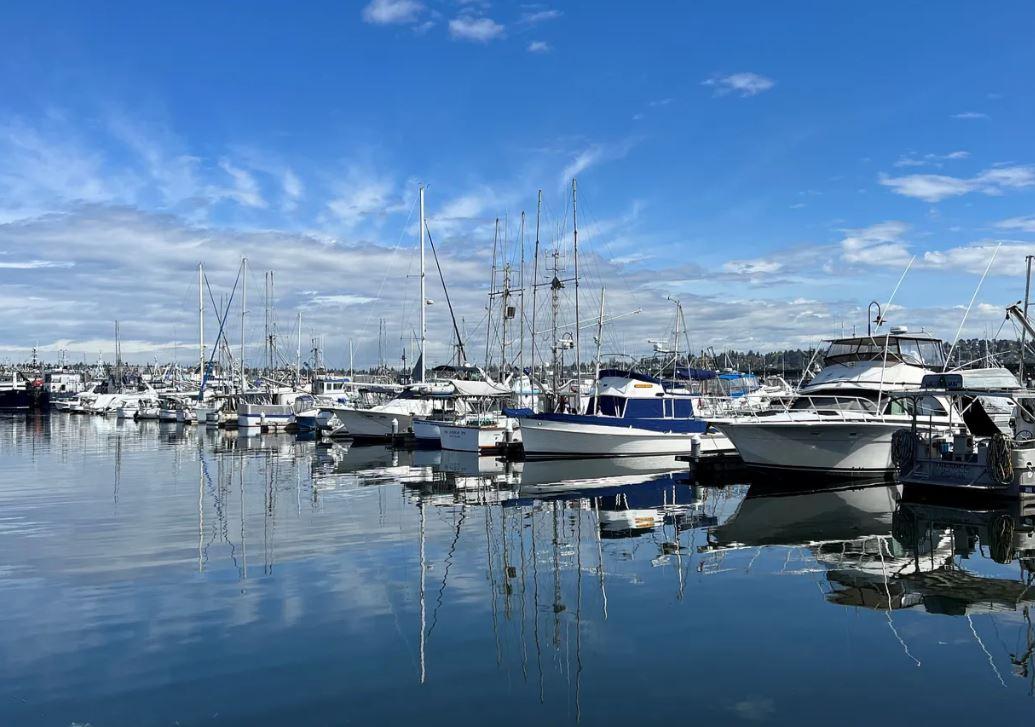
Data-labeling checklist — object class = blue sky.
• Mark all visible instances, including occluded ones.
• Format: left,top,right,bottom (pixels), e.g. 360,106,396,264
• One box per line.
1,1,1034,365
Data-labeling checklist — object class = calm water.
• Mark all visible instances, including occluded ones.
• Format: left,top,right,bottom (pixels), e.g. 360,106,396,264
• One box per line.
2,414,1035,725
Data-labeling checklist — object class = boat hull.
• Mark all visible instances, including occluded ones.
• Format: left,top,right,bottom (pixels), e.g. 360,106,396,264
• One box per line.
439,420,518,453
411,418,444,442
716,420,905,475
518,416,717,458
337,409,416,439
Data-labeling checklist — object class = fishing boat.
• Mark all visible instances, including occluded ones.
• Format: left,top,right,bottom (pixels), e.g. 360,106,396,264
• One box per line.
512,368,728,457
0,371,49,411
891,368,1035,501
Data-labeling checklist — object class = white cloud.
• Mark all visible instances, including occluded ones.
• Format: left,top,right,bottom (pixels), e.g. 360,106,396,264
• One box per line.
558,139,637,189
282,169,303,211
527,40,550,53
840,221,912,267
880,165,1035,203
213,160,266,208
448,15,504,42
362,0,423,25
325,168,404,228
997,215,1035,233
519,9,561,25
703,72,775,97
893,150,969,168
722,259,783,276
952,111,989,120
0,259,74,269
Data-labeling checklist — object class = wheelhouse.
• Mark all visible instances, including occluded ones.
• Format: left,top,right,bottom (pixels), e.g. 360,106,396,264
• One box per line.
821,330,945,368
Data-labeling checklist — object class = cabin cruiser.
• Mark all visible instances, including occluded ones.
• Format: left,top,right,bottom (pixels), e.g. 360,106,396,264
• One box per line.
511,368,746,458
715,327,952,477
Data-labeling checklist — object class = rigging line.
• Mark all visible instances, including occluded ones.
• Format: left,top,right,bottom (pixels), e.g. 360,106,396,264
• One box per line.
946,242,1002,370
360,194,419,346
968,614,1008,688
425,221,467,365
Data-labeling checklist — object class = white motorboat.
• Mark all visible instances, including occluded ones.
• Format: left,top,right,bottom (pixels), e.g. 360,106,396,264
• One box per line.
716,327,953,476
513,369,739,458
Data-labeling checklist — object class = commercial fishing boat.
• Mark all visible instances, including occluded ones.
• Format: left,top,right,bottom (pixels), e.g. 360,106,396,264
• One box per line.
0,371,49,411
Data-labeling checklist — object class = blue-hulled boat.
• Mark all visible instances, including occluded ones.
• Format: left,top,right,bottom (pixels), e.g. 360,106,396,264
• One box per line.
509,368,738,458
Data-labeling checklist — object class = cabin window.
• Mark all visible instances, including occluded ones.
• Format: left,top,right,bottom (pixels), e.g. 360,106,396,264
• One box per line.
897,340,923,366
590,395,626,417
919,341,945,367
793,396,876,413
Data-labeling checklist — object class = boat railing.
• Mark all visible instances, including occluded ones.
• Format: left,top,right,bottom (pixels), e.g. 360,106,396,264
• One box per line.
707,394,910,424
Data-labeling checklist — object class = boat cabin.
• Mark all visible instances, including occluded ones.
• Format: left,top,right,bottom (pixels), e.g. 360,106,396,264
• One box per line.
584,369,695,419
821,328,945,368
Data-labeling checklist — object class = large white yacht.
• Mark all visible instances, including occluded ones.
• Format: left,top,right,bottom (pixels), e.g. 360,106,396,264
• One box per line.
715,327,951,476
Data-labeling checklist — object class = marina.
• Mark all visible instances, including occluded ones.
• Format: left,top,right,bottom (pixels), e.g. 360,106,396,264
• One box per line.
2,2,1035,723
3,413,1035,724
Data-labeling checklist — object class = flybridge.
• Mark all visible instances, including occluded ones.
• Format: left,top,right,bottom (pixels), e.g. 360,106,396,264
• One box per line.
822,330,946,368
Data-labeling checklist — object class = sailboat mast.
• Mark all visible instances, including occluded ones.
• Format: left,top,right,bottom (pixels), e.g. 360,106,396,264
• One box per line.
296,311,302,386
198,262,204,397
530,190,542,413
518,211,526,384
240,257,247,393
419,185,427,383
572,178,582,413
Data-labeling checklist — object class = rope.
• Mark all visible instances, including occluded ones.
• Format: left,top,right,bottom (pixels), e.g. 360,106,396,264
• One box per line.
989,432,1014,486
891,429,918,472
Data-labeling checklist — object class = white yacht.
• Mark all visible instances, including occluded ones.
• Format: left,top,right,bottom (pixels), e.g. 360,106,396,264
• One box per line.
715,327,951,476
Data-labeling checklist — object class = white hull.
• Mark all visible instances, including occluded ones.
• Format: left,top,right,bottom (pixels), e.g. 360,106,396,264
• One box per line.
717,420,908,474
518,417,717,458
238,403,294,430
439,420,518,453
411,418,444,442
337,409,416,438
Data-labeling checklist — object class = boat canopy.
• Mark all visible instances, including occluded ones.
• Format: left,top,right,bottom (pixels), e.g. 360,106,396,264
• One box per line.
823,331,945,368
674,367,717,381
597,368,663,384
918,367,1023,393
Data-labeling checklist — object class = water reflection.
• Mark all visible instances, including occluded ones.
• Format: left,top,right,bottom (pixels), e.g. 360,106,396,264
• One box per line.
3,414,1035,724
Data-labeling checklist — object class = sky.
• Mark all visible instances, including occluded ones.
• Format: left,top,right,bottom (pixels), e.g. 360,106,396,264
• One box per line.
1,0,1034,368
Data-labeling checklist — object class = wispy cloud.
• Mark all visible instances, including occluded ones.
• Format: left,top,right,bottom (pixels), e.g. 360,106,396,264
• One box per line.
527,40,550,53
703,72,775,97
997,215,1035,233
213,160,266,208
361,0,424,25
519,8,562,26
558,139,637,189
0,259,74,270
449,15,505,42
325,167,405,228
880,165,1035,203
892,150,969,168
952,111,989,120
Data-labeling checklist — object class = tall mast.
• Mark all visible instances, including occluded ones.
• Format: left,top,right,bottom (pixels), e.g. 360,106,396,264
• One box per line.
572,178,582,413
240,257,247,393
530,190,542,413
419,185,427,383
486,219,500,371
198,262,204,398
1022,254,1033,384
518,211,526,385
296,311,302,387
